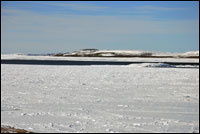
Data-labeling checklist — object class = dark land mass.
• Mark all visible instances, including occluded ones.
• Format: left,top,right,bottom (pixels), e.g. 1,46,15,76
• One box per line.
1,126,34,133
1,59,199,68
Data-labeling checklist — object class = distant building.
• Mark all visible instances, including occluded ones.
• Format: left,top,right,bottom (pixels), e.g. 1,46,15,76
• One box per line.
79,49,98,52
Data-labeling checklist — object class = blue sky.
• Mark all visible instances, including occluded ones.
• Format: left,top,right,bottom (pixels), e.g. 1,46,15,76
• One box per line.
1,1,199,54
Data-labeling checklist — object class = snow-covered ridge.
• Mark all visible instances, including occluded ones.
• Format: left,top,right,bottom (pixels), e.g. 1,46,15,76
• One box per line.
177,51,199,58
53,49,199,58
91,50,152,57
1,50,199,59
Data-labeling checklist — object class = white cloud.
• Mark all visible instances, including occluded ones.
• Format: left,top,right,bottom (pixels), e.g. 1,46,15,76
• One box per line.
46,2,109,11
44,2,188,13
135,5,187,11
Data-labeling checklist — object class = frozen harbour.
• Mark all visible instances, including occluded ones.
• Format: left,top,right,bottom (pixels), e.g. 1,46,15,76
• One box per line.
1,55,199,133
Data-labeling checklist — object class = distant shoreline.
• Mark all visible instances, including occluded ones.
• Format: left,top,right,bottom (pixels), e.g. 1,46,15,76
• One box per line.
52,55,199,59
50,49,199,59
2,50,199,59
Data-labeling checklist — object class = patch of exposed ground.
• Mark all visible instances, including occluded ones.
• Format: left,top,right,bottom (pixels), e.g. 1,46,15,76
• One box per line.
1,126,34,133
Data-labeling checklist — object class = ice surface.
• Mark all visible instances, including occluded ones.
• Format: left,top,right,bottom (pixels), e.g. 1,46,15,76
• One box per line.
1,55,199,133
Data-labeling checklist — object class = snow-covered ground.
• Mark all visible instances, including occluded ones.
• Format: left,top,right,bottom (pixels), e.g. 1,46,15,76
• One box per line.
1,56,199,133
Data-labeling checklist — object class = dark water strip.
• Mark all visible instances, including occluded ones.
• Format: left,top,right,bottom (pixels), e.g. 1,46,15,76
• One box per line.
1,59,199,66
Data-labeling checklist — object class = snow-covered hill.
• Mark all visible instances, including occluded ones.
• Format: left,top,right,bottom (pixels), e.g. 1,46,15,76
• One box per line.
52,49,199,59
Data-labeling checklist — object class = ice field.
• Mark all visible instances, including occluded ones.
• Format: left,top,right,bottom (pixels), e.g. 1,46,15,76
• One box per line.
1,55,199,133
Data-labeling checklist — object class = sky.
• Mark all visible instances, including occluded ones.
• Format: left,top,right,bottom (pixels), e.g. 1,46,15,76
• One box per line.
1,1,199,54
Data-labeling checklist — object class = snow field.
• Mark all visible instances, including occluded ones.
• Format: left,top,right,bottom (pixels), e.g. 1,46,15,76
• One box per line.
1,64,199,133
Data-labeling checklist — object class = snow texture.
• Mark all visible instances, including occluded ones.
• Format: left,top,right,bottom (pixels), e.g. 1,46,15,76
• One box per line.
1,55,199,133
